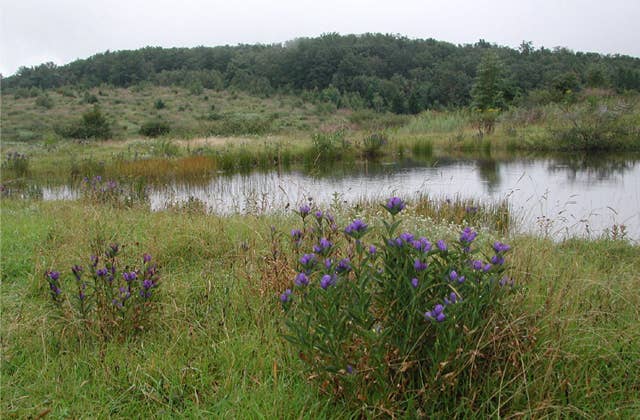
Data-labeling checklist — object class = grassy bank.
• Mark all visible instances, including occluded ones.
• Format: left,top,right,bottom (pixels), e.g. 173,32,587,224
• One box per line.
1,198,638,417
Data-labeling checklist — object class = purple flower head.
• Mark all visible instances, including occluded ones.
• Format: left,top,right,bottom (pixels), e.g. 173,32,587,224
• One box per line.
72,265,83,281
112,298,124,309
95,175,102,182
413,259,428,272
399,232,414,243
471,260,484,271
411,278,419,288
320,274,335,289
118,287,131,300
483,263,492,272
325,213,335,224
324,258,333,269
313,237,332,255
458,275,466,284
96,268,108,277
385,196,406,215
436,240,448,252
298,204,311,218
314,210,323,220
344,219,368,239
368,244,377,255
123,271,137,282
143,253,152,263
142,279,154,290
47,271,60,281
491,255,505,265
412,237,432,253
90,255,99,268
465,206,478,214
425,303,446,322
346,365,354,374
290,229,303,243
448,270,458,282
444,292,459,305
299,253,317,269
336,258,351,273
493,241,511,253
459,227,478,244
294,272,309,286
280,289,292,303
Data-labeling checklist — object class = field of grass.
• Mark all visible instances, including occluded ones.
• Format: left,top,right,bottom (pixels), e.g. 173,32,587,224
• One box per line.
1,196,638,417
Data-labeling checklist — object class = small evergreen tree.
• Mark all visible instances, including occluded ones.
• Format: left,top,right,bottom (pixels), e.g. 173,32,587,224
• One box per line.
471,52,506,111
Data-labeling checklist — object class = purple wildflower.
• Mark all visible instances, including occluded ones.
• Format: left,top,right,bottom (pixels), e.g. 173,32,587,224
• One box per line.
385,196,406,215
444,292,460,305
413,259,428,272
49,282,62,296
412,237,432,253
449,270,458,282
344,219,368,239
313,238,332,255
314,210,323,220
336,258,351,273
436,240,448,252
491,255,505,265
71,265,83,281
143,253,152,263
459,227,478,244
471,260,484,271
298,204,311,218
425,304,446,322
324,258,333,269
47,271,60,281
123,271,137,282
299,253,317,269
368,244,377,255
346,365,354,374
294,272,309,286
411,278,419,288
280,289,292,303
320,274,335,289
96,268,108,277
483,263,492,272
399,232,414,243
493,241,511,253
290,229,303,244
90,255,99,268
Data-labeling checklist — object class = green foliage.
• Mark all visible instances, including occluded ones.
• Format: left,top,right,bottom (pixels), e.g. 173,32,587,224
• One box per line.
139,120,171,137
362,132,387,158
309,129,350,162
45,243,160,341
3,152,30,177
154,98,166,109
471,52,506,111
280,201,515,413
83,92,99,104
56,106,113,140
35,94,54,109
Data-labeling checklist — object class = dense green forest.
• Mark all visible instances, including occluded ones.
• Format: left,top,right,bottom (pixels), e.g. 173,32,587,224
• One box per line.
4,33,640,113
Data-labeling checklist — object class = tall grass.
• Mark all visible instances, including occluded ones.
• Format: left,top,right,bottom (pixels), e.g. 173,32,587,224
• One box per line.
1,198,638,417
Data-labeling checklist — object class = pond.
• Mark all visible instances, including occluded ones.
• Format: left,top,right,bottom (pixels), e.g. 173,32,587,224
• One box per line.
37,153,640,241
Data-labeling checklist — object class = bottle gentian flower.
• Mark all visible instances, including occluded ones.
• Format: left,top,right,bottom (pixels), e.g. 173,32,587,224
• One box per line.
344,219,368,239
298,204,311,219
493,241,511,253
280,289,293,303
413,259,428,272
299,253,317,269
436,240,448,252
385,196,406,215
411,278,419,288
320,274,335,289
294,272,309,286
459,227,478,244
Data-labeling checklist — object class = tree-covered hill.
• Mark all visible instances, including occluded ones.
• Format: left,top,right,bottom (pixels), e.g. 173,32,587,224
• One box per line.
4,33,640,113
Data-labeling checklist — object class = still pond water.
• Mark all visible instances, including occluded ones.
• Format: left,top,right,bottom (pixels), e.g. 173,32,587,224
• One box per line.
42,153,640,241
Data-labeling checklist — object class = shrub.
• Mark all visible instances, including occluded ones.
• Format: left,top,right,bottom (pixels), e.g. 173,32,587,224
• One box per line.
280,198,515,413
139,120,171,137
154,99,166,109
57,106,112,140
83,92,99,104
45,244,160,340
35,94,54,109
309,129,350,163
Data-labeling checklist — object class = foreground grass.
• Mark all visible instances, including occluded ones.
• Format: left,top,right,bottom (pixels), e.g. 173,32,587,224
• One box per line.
1,199,639,417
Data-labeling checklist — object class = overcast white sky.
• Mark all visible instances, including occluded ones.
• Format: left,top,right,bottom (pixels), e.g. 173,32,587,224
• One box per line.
1,0,639,77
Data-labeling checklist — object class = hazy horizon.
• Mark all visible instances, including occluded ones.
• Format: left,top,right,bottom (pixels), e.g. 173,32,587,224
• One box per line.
2,0,639,77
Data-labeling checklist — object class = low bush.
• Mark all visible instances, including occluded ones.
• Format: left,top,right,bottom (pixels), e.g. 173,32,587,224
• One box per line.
45,244,160,341
362,132,387,158
280,198,516,414
3,152,30,177
139,120,171,137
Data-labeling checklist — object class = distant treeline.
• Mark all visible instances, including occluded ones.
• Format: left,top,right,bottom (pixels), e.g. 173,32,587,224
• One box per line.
4,33,640,113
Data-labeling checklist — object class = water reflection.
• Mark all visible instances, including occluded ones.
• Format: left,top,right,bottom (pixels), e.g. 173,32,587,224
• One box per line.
21,153,640,240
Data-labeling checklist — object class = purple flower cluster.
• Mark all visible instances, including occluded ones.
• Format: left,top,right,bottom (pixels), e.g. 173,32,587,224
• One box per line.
385,196,406,215
299,253,317,270
313,238,333,255
413,259,428,272
280,289,292,303
411,237,432,253
344,219,368,239
425,304,446,322
47,271,62,298
298,204,311,219
320,274,336,289
294,272,309,286
460,227,478,244
448,270,466,283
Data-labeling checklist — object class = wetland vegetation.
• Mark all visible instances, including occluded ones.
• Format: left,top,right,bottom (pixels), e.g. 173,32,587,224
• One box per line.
1,34,639,417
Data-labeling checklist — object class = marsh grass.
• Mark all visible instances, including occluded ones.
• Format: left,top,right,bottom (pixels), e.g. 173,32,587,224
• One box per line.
1,198,638,417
